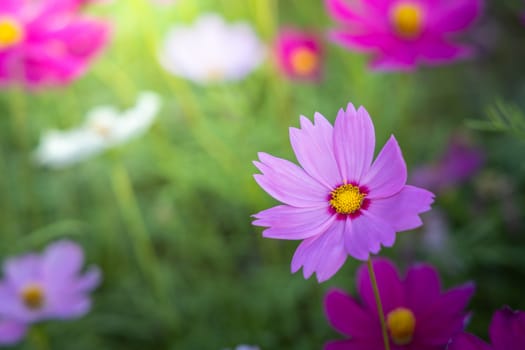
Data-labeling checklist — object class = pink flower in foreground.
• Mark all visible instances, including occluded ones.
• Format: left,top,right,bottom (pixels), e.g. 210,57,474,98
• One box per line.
325,0,483,71
0,240,101,325
0,0,109,87
252,103,434,282
324,258,475,349
274,28,322,81
0,318,27,346
449,307,525,350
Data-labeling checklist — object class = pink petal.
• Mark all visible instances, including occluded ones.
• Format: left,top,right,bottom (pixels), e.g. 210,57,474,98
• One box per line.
366,185,434,232
253,205,336,240
361,135,407,199
0,319,27,346
428,0,483,33
43,240,84,285
254,152,328,208
325,0,365,23
418,36,475,65
75,266,101,293
329,31,396,54
333,104,375,183
324,338,383,350
357,258,404,314
344,212,396,261
448,333,491,350
3,254,42,289
489,307,525,349
324,289,377,338
289,113,340,189
291,220,347,282
404,263,441,316
369,48,418,71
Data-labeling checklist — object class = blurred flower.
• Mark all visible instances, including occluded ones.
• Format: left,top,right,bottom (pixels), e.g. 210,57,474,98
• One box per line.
252,103,434,282
0,0,110,87
228,345,260,350
0,318,27,346
159,14,265,84
34,91,162,168
324,258,475,349
325,0,483,71
411,136,484,193
0,240,100,326
449,307,525,350
274,28,322,81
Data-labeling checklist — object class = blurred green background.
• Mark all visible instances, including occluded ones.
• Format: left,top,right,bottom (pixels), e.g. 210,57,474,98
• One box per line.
1,0,525,349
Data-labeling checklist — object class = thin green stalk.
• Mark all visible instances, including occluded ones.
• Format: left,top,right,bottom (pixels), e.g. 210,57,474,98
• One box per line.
28,325,50,350
367,257,391,350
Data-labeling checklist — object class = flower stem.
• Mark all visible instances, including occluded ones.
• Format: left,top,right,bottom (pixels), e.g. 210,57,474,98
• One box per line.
367,257,391,350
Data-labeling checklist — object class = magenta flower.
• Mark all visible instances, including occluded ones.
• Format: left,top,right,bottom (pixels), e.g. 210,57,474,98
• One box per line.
325,0,483,71
324,258,475,349
0,240,101,324
449,307,525,350
0,318,27,346
0,0,109,87
252,103,434,282
274,28,322,81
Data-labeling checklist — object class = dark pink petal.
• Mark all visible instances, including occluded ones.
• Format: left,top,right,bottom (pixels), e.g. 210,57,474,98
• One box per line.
404,263,441,316
324,338,383,350
362,136,407,199
357,258,404,314
428,0,483,33
418,37,474,65
329,31,397,54
289,113,340,189
324,0,386,28
344,212,395,261
448,333,492,350
367,185,434,232
324,289,377,339
333,104,375,183
0,0,20,13
254,152,327,207
291,220,347,282
325,0,365,23
489,307,525,350
0,319,27,345
369,51,418,71
253,205,335,240
42,240,84,286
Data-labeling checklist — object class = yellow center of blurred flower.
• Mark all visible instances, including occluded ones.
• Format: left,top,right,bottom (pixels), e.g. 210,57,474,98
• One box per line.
0,17,24,48
206,68,225,82
387,307,416,345
92,123,112,138
329,184,366,214
290,47,319,76
21,284,45,310
391,3,423,39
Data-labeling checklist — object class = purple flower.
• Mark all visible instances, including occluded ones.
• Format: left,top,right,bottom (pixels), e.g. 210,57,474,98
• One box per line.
0,318,27,346
325,0,483,71
449,307,525,350
252,103,434,282
411,136,484,193
0,240,101,324
0,0,109,87
324,258,475,349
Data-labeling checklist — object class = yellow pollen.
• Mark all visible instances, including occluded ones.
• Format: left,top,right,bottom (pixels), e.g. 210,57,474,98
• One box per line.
387,307,416,345
290,47,319,76
391,3,423,39
21,284,45,310
329,184,366,214
0,17,24,48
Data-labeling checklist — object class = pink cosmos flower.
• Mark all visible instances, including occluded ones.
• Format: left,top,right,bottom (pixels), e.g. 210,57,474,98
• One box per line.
0,0,109,87
252,103,434,282
449,307,525,350
325,0,483,71
274,28,322,81
324,258,475,349
0,318,27,345
0,240,101,324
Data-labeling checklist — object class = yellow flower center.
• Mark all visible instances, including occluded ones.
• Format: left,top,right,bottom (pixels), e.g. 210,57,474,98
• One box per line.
0,17,24,49
391,3,423,39
329,184,366,214
290,47,319,76
387,307,416,345
206,68,225,82
21,284,45,310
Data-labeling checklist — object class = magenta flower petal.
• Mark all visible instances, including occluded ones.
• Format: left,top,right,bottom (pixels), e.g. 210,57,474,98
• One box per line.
368,185,435,231
324,289,377,339
345,213,395,260
449,333,492,350
325,338,383,350
290,114,339,188
254,205,335,240
490,307,525,349
291,221,346,282
404,263,441,315
429,0,483,33
418,37,474,64
0,319,27,346
253,152,327,207
362,136,407,199
333,104,375,183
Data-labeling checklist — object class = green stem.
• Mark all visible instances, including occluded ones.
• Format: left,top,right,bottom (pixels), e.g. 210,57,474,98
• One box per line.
367,257,391,350
28,325,50,350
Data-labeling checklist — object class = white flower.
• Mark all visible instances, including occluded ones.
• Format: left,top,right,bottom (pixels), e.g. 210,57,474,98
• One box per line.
223,345,260,350
159,13,265,84
34,91,161,168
